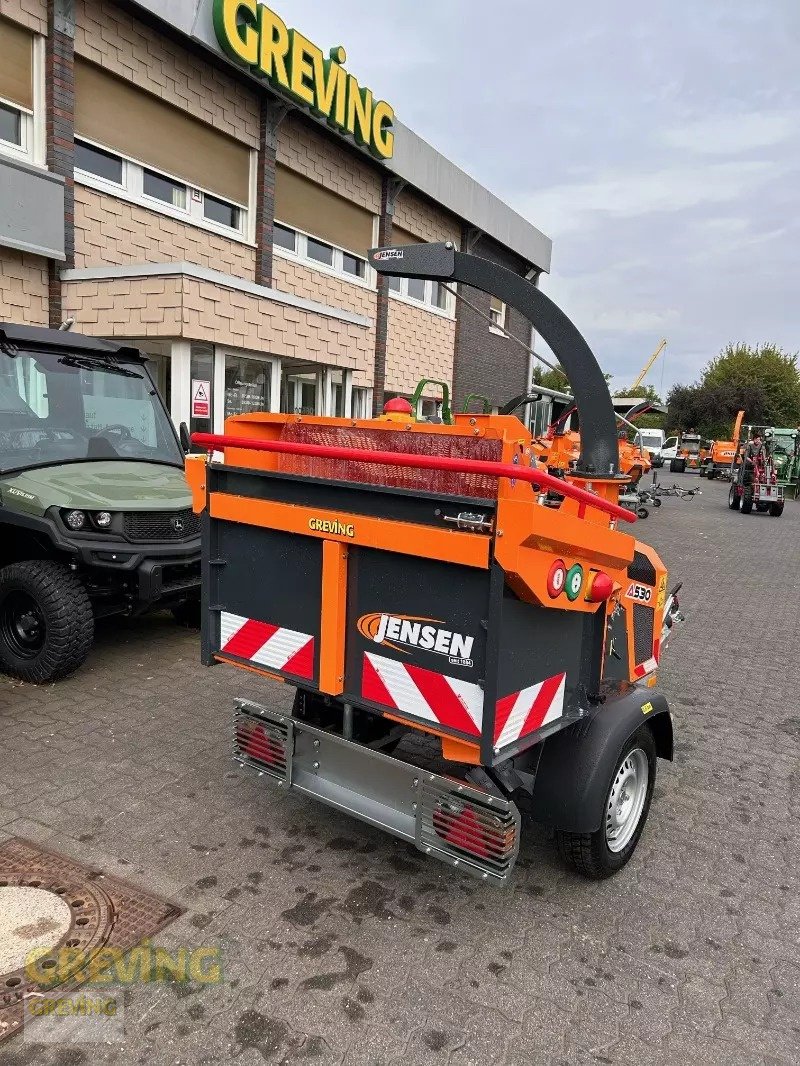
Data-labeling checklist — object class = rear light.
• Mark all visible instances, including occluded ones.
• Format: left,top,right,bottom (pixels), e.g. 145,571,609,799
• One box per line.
233,706,289,782
432,798,516,865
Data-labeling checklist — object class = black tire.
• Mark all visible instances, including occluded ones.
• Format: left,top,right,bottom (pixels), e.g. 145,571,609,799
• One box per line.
652,498,662,508
741,492,753,514
670,458,686,473
171,598,201,628
770,501,784,517
636,507,649,519
756,502,769,513
651,456,664,468
728,485,739,510
555,727,657,879
707,467,716,480
0,561,93,683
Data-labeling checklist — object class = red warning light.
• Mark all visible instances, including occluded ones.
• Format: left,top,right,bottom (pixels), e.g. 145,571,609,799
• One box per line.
383,397,413,414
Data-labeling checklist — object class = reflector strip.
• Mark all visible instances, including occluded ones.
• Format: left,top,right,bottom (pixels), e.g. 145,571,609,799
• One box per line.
221,612,315,679
362,652,483,736
493,673,566,748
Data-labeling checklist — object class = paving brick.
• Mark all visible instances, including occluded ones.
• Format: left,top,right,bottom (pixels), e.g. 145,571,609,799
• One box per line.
1,475,799,1063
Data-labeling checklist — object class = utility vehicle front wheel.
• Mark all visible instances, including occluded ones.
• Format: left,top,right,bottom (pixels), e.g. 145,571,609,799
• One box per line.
728,485,739,510
741,492,753,514
769,501,784,517
0,561,93,683
555,727,656,879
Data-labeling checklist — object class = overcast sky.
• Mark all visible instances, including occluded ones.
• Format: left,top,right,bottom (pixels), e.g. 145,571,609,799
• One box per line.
286,0,798,395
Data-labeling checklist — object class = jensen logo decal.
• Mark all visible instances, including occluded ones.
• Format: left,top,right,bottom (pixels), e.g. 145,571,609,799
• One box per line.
357,613,474,666
309,517,355,537
373,248,404,261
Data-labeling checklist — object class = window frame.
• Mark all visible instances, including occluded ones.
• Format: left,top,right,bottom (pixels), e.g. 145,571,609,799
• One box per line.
386,274,456,319
272,217,374,290
73,134,255,245
0,35,45,168
489,300,507,335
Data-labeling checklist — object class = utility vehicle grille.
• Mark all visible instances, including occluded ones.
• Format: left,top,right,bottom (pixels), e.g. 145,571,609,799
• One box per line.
123,509,200,542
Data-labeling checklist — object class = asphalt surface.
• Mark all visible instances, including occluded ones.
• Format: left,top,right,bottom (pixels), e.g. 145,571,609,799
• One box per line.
1,471,798,1065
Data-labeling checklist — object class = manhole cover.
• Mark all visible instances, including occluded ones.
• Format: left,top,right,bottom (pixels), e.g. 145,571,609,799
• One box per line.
0,837,181,1044
0,887,73,973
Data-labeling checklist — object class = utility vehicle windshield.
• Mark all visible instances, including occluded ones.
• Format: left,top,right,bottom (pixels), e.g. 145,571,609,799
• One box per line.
0,348,182,474
639,433,663,450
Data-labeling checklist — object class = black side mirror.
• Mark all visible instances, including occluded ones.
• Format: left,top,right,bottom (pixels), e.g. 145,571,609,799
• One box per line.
179,421,191,454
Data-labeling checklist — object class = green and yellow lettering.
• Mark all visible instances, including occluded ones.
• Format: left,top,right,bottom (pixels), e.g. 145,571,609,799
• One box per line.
288,29,318,107
371,100,395,159
346,75,373,147
258,5,290,89
212,0,258,68
313,50,340,118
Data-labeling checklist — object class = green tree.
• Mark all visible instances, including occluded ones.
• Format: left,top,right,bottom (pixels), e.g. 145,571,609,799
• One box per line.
667,343,800,439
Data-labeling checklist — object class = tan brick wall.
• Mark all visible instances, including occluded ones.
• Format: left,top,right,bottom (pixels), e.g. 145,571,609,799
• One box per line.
0,249,49,324
0,0,46,35
385,298,455,395
62,274,374,383
394,189,461,246
74,0,259,147
277,111,381,215
74,186,256,280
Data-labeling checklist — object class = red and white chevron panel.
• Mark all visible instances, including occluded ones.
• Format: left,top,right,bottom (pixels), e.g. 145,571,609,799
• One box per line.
634,637,661,679
362,652,483,736
493,672,566,749
220,612,314,679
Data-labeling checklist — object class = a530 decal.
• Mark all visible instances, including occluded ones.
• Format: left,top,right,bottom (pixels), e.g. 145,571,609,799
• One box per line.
626,582,652,602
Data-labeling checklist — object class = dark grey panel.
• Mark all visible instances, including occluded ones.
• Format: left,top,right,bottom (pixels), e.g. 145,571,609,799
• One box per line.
211,521,322,640
346,548,490,688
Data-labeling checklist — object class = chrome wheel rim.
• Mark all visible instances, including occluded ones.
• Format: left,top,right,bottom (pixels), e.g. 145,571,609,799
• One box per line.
605,748,648,853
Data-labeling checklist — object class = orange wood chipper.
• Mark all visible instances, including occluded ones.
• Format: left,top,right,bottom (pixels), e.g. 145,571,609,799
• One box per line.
187,243,682,883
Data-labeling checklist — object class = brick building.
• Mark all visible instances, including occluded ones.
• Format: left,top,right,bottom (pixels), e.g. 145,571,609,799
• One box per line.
0,0,552,432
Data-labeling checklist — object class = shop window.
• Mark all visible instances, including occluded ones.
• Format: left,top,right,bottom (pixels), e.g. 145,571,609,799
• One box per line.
352,386,372,419
342,252,366,279
224,355,272,419
74,60,252,240
489,297,506,332
327,369,347,417
273,220,369,285
407,277,426,302
189,343,214,446
0,19,43,166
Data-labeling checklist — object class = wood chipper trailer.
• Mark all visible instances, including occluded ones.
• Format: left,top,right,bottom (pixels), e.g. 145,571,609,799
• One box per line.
187,244,682,883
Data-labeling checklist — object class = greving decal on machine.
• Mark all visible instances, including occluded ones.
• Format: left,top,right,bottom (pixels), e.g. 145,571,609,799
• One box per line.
357,613,474,667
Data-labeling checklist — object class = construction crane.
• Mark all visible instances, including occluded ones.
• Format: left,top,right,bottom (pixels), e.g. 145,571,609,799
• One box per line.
631,339,667,391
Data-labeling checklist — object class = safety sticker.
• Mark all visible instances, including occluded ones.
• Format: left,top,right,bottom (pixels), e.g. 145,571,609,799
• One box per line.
626,582,652,602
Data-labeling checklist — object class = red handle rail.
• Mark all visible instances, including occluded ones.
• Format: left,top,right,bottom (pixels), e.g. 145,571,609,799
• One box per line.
191,432,636,524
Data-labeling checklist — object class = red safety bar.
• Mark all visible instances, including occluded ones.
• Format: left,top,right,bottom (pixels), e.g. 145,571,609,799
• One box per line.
191,432,636,523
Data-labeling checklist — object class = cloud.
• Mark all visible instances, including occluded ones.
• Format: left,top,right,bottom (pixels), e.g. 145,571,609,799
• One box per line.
523,161,779,235
661,111,799,154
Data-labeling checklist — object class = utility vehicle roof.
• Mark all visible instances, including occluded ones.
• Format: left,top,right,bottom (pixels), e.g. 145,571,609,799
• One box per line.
0,323,145,361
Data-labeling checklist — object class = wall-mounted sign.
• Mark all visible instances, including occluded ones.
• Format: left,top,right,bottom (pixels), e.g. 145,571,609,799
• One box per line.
192,379,211,418
212,0,395,160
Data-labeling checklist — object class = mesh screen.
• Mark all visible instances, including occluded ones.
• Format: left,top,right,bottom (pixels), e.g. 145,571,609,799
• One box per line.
278,424,503,499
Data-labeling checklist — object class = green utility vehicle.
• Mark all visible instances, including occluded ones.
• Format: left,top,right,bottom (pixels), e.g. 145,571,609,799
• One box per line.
770,428,800,499
0,324,200,683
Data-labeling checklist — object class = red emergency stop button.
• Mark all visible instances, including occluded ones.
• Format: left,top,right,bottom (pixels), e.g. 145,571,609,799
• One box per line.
383,397,413,414
586,571,614,602
547,559,567,597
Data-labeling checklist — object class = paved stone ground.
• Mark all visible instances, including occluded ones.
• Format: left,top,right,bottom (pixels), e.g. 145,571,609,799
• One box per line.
1,472,799,1065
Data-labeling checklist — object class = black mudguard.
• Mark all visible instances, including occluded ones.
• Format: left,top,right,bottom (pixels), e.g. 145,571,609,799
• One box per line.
526,687,673,833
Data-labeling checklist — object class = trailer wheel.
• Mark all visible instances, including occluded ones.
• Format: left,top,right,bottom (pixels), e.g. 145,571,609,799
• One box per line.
555,727,656,879
636,506,649,519
0,561,94,683
769,501,784,517
741,492,753,514
652,498,662,508
707,467,716,480
756,502,769,513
